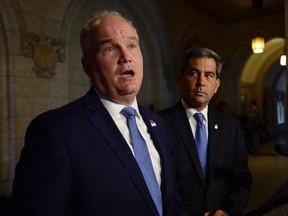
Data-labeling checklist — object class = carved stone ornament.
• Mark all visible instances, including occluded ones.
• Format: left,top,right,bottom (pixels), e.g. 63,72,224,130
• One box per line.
32,43,57,77
21,32,65,78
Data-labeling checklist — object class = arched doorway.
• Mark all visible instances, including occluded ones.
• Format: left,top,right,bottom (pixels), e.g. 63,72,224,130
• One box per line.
240,37,287,136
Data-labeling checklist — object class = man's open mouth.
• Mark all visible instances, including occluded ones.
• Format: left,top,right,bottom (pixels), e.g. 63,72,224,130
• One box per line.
121,70,135,77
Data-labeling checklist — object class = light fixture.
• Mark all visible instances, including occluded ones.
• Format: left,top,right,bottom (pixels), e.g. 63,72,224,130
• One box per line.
251,0,265,54
280,54,286,66
251,37,265,53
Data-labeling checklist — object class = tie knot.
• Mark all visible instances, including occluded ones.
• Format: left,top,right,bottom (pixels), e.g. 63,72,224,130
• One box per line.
121,107,136,118
194,113,204,125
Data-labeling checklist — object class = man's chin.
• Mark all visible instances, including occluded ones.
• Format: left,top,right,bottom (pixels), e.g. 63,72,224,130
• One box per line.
187,99,207,109
119,90,138,97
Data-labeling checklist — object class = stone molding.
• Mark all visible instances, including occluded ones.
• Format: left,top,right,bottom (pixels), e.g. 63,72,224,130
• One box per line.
21,32,65,78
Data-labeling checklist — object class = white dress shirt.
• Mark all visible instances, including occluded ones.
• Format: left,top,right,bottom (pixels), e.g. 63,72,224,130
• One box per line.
98,94,162,187
181,99,209,139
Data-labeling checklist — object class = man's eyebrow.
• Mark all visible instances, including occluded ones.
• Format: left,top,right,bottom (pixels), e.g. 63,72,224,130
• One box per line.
98,36,138,45
186,67,199,72
98,39,114,45
205,71,216,74
185,68,217,75
129,36,139,40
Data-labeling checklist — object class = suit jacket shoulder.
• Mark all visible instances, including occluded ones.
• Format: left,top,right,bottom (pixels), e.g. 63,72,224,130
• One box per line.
12,89,188,216
158,103,252,215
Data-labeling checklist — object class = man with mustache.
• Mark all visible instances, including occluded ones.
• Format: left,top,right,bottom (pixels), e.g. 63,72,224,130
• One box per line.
159,47,252,216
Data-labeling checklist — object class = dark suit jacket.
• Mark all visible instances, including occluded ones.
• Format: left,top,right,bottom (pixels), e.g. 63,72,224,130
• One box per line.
159,102,252,216
11,89,187,216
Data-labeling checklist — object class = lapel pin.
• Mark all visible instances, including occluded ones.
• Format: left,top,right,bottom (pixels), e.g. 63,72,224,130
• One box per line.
150,120,157,127
214,124,218,129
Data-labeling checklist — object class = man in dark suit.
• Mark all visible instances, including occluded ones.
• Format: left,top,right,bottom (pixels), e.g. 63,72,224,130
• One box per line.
159,47,252,216
11,10,187,216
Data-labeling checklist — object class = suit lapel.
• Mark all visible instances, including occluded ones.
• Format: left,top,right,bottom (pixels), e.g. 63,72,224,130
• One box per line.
173,103,206,186
139,106,174,213
84,90,159,216
206,108,221,183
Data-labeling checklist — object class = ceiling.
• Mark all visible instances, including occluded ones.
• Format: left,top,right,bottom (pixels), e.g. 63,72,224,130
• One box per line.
184,0,284,23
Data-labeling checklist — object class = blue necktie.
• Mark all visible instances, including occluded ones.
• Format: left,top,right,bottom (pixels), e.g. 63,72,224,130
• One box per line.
194,113,208,176
121,107,162,216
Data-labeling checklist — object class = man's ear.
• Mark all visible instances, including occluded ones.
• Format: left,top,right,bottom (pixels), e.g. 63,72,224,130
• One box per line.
176,74,183,93
214,79,221,93
177,74,183,82
82,57,91,77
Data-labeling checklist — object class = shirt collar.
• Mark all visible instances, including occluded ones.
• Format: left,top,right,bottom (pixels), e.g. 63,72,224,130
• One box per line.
94,88,139,117
181,98,208,121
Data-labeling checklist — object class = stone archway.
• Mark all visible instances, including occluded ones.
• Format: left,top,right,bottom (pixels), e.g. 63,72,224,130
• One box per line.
240,37,285,134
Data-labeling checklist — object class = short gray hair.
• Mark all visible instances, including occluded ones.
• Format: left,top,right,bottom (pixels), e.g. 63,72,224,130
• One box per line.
80,10,136,57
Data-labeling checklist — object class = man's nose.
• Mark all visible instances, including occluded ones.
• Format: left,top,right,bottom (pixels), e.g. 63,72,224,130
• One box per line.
118,48,132,64
196,74,205,85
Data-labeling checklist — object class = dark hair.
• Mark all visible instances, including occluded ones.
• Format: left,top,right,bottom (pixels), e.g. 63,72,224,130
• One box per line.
181,47,223,78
